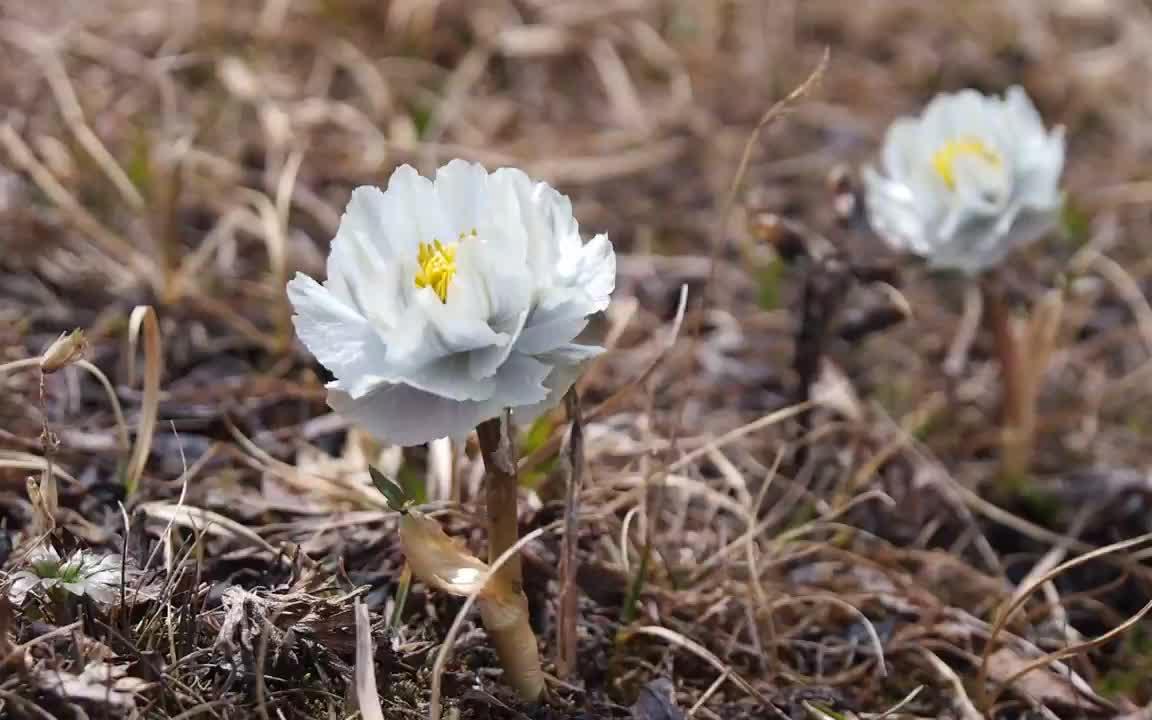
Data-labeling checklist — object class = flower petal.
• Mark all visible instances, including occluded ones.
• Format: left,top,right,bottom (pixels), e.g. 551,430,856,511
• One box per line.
514,298,591,356
516,233,615,355
468,310,528,381
867,86,1063,274
382,165,452,255
328,383,495,446
862,169,930,256
398,352,498,402
433,159,491,234
510,343,602,424
881,117,921,182
328,353,551,446
386,289,507,370
326,187,408,325
294,161,615,444
553,233,615,309
489,167,580,283
8,572,39,604
288,273,393,398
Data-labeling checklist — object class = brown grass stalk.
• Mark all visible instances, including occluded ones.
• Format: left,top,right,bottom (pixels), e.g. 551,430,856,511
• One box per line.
555,388,584,679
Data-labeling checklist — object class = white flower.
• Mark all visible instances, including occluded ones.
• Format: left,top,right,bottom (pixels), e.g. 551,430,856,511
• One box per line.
7,545,124,605
863,86,1065,274
288,160,615,446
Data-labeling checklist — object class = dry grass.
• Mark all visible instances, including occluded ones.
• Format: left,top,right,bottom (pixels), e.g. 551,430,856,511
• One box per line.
3,0,1152,718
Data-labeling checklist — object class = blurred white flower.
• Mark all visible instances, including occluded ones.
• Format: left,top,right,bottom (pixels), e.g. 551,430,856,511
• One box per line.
288,160,615,446
8,545,123,605
863,86,1065,274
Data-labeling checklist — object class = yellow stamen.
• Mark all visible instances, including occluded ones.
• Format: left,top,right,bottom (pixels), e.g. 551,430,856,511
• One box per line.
414,239,458,303
932,137,1002,190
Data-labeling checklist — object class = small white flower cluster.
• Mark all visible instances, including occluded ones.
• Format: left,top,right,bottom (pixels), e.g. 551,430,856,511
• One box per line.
8,545,124,605
288,160,615,446
864,86,1065,274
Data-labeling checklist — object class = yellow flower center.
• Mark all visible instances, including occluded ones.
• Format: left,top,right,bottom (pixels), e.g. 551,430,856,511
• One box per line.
413,230,474,303
932,137,1002,191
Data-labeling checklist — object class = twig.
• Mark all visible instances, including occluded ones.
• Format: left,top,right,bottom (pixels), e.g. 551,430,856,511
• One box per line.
556,389,584,679
790,244,853,468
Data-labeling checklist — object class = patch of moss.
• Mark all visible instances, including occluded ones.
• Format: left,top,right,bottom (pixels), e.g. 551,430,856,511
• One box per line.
1100,623,1152,701
1010,482,1063,525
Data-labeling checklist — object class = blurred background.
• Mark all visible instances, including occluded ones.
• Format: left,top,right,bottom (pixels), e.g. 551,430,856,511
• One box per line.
4,1,1152,718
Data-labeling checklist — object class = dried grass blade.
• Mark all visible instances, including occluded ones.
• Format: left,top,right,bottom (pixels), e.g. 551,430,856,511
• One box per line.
354,599,385,720
0,123,153,278
37,50,145,209
978,530,1152,708
870,685,924,720
74,359,130,451
921,649,982,720
623,625,781,716
241,190,290,346
124,306,162,496
138,502,280,557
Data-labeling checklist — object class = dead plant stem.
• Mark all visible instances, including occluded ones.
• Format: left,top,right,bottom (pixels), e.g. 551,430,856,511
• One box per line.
556,389,584,679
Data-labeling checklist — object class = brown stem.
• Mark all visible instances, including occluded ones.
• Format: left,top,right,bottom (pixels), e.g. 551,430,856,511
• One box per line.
476,415,522,588
981,275,1032,483
475,413,542,700
556,389,584,679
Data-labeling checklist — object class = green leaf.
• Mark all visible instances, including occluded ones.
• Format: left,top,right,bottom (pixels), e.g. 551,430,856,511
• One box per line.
804,703,848,720
369,466,410,512
397,464,427,505
126,130,153,196
1060,194,1091,248
409,103,433,138
522,414,553,455
620,541,651,626
756,258,785,310
390,564,413,630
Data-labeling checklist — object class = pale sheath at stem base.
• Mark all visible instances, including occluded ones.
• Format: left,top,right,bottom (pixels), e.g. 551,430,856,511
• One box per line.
397,498,543,700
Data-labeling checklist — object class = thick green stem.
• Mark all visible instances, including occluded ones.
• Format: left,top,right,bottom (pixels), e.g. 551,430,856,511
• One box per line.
475,414,542,701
